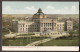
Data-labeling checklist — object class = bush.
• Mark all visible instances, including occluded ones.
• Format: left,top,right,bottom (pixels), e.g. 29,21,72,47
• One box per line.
2,28,9,35
28,32,35,35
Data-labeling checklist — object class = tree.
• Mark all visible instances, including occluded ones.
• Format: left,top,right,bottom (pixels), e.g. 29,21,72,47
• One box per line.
69,30,74,37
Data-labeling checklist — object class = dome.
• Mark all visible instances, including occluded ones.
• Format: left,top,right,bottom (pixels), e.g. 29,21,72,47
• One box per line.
38,8,42,13
35,8,44,15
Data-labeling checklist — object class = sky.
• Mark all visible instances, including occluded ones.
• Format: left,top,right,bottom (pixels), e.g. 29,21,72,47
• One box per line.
2,1,79,14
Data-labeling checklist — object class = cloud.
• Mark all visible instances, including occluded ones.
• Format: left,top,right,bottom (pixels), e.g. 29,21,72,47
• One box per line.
24,6,37,14
2,5,79,14
3,5,14,14
47,6,54,9
44,6,61,14
71,6,77,10
3,6,37,14
64,7,69,10
43,5,79,14
70,6,79,14
3,5,13,11
24,6,36,11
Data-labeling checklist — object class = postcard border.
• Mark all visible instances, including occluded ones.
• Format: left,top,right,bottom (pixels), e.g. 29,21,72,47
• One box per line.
0,0,79,52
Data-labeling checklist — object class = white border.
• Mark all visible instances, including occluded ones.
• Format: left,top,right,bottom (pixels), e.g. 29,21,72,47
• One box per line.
2,46,79,51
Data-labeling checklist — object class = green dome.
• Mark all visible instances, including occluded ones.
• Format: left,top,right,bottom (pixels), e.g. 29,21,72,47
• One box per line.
35,8,44,15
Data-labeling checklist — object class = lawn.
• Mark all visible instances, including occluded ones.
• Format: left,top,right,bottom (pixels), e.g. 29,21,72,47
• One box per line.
38,36,79,46
2,36,79,46
2,37,46,46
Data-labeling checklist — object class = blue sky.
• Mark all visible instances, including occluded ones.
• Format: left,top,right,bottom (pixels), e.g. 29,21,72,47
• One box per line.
2,1,79,14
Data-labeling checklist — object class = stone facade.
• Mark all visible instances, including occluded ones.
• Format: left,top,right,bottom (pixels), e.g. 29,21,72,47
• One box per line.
12,8,73,33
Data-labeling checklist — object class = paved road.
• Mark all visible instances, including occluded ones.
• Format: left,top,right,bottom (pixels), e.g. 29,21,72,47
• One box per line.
27,38,52,46
27,34,69,46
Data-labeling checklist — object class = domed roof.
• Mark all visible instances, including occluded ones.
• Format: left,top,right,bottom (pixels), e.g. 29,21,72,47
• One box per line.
35,8,44,15
38,8,42,13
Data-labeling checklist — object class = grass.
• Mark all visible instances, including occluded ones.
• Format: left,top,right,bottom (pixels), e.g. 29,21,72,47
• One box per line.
2,36,79,46
2,37,46,46
38,36,79,46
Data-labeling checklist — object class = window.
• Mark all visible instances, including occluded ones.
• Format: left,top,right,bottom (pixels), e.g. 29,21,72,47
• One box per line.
23,24,24,27
58,33,59,34
20,24,22,27
46,23,47,26
50,23,51,26
50,28,52,30
26,28,27,31
41,23,43,27
44,28,45,30
69,24,71,26
48,23,49,26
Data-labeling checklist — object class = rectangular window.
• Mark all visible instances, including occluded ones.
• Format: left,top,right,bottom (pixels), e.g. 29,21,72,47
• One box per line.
50,28,52,30
44,24,45,27
48,23,49,26
21,24,22,27
23,24,24,27
26,28,27,31
46,23,47,26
